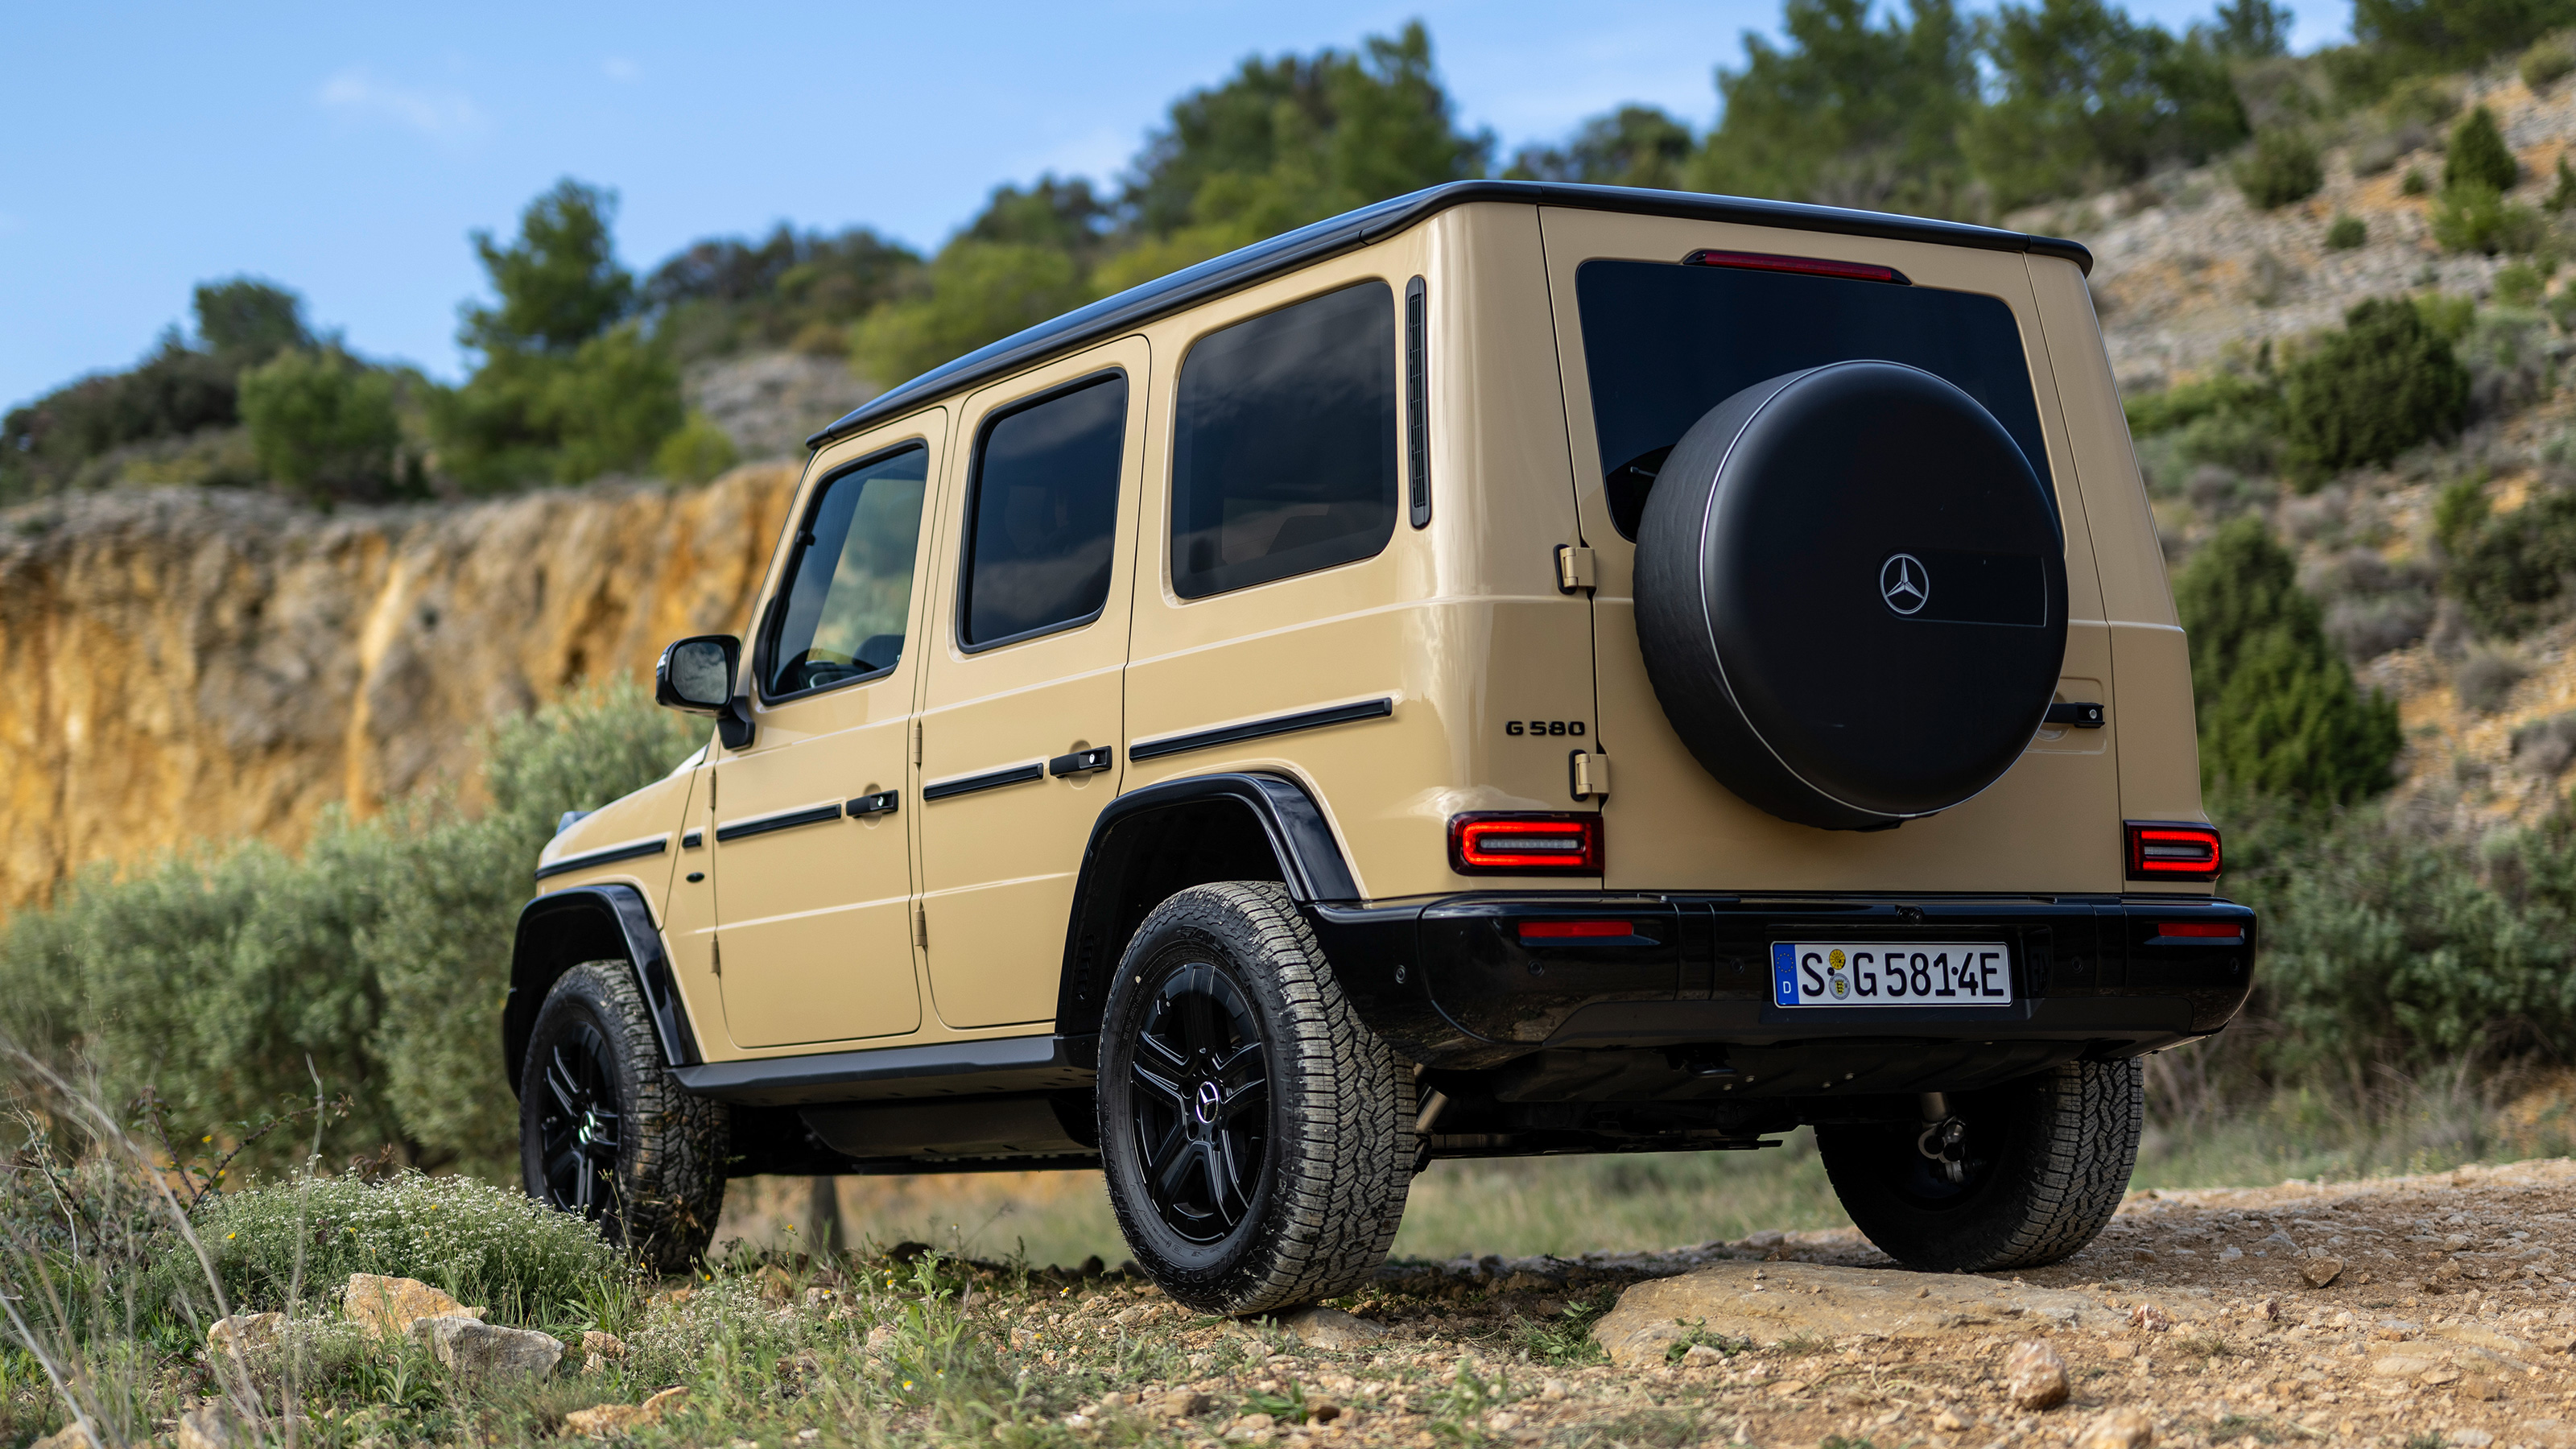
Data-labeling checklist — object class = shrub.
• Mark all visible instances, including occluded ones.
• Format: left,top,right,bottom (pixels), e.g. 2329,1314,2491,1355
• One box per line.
2326,214,2369,249
2278,297,2471,477
172,1170,622,1320
2174,517,2404,805
2551,155,2576,212
2235,130,2324,208
654,412,738,484
237,349,407,503
0,678,700,1179
2433,183,2549,254
2448,106,2523,193
2462,307,2555,415
2496,260,2550,304
2512,712,2576,774
2524,35,2576,87
2458,645,2529,711
2448,485,2576,634
2403,167,2431,196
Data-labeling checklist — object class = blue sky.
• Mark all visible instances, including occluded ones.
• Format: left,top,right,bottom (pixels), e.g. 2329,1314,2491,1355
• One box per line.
2,0,2347,411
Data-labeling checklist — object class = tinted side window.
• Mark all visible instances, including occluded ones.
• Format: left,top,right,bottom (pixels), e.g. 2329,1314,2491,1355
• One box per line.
764,444,928,698
962,372,1127,649
1172,281,1397,600
1576,259,2050,539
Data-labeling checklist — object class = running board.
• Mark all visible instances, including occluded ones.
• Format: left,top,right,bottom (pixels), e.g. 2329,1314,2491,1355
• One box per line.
669,1032,1096,1107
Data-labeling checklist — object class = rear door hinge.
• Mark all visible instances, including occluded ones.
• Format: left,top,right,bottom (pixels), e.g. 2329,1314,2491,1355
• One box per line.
1571,749,1612,801
913,720,924,766
1554,544,1596,595
912,902,929,950
710,936,722,977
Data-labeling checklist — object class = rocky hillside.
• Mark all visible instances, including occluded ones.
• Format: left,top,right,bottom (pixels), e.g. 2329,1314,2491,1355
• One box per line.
0,465,795,913
2046,56,2576,834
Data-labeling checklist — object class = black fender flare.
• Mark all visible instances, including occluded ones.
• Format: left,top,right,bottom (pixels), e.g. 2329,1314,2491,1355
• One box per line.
1054,772,1360,1045
503,885,701,1096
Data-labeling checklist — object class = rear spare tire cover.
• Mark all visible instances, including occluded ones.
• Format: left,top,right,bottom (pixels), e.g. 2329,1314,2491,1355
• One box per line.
1633,361,2066,831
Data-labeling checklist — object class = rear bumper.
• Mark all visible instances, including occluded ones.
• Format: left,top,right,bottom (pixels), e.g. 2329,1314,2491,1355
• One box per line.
1308,891,2255,1071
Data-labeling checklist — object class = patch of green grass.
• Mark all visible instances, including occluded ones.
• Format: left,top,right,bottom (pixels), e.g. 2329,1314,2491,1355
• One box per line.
1565,1407,1702,1448
1513,1297,1612,1365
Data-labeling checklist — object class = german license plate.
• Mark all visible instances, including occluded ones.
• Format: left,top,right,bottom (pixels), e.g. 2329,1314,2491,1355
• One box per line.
1771,942,2013,1008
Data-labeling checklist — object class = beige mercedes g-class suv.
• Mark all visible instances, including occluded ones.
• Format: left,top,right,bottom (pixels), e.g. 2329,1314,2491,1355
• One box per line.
506,180,2253,1313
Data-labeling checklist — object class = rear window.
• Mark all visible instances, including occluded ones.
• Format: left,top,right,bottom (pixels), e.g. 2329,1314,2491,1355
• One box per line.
961,371,1127,649
1576,258,2050,539
1170,281,1397,600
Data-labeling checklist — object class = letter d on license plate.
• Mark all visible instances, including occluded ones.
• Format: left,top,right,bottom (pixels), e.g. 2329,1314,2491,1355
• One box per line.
1771,942,2013,1007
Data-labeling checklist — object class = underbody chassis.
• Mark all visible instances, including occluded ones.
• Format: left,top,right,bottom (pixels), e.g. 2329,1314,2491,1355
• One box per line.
695,891,2256,1176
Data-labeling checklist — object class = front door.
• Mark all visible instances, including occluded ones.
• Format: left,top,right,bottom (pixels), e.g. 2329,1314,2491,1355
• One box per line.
914,341,1147,1030
709,419,943,1048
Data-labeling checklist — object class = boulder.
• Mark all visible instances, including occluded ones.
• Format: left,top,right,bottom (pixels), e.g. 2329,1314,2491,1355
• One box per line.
175,1402,249,1449
29,1422,95,1449
1280,1307,1384,1349
343,1274,483,1338
1591,1261,2111,1366
411,1314,564,1382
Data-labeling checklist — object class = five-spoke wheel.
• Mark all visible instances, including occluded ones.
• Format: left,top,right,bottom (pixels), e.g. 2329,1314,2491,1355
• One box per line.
1097,882,1415,1315
533,1019,623,1220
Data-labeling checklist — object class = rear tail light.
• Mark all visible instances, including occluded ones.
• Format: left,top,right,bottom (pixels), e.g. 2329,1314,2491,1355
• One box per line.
1682,248,1910,285
2126,821,2222,881
1517,919,1632,940
2157,921,2244,940
1450,813,1604,874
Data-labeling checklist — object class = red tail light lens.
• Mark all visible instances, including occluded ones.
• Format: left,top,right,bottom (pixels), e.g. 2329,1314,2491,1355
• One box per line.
2157,921,2244,940
1450,813,1604,874
1682,248,1909,285
1518,920,1633,940
2126,821,2223,881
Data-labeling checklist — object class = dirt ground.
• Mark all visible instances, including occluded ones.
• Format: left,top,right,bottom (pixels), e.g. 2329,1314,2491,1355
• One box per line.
996,1158,2576,1449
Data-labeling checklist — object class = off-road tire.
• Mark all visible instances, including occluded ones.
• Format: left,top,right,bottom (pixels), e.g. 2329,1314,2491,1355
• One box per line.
1097,882,1415,1315
519,960,729,1274
1814,1057,2140,1272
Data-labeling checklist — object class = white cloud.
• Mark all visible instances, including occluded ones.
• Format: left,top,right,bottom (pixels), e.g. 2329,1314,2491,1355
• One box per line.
316,68,486,140
603,56,642,83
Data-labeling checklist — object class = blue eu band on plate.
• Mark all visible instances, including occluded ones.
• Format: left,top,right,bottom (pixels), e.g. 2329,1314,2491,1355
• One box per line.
1770,941,2013,1007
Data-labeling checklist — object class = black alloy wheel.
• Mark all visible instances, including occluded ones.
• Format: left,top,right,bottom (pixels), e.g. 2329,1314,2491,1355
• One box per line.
518,960,730,1273
534,1019,623,1221
1096,882,1416,1315
1127,963,1271,1244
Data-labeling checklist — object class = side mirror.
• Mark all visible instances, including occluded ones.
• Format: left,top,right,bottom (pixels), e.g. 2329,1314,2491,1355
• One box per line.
655,635,739,713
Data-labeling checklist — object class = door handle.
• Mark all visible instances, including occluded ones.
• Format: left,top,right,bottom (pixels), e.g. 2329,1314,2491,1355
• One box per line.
1048,746,1115,778
847,790,900,817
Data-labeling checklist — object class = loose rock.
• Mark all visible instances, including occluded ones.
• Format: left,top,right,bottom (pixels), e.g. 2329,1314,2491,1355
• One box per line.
1678,1343,1728,1368
2004,1340,2070,1410
562,1386,687,1439
30,1423,96,1449
2128,1302,2172,1331
343,1274,483,1338
204,1312,283,1358
1279,1306,1383,1348
2301,1256,2345,1288
1158,1389,1212,1418
175,1402,247,1449
411,1314,563,1382
2074,1406,2155,1448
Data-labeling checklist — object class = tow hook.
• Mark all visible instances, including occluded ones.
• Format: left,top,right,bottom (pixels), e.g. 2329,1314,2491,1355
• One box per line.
1917,1092,1967,1183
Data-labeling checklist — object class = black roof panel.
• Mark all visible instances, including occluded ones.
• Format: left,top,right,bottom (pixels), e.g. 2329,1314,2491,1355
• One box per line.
807,180,2093,452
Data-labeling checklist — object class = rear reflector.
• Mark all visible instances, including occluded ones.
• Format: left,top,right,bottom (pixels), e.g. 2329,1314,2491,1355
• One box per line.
1682,248,1910,285
1518,920,1633,940
1450,813,1604,874
2157,921,2244,940
2126,821,2223,881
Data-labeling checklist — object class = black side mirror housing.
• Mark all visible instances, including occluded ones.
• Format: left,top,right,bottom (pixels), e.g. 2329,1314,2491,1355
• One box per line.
655,635,756,749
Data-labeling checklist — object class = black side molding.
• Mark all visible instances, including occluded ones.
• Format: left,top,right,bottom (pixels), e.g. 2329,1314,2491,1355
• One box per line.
924,762,1046,801
671,1032,1093,1107
533,834,670,881
1130,698,1393,762
715,802,844,842
505,884,700,1090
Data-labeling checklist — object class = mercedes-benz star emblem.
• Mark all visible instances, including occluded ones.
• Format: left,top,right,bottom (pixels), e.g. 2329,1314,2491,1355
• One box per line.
1880,553,1930,616
1194,1079,1224,1124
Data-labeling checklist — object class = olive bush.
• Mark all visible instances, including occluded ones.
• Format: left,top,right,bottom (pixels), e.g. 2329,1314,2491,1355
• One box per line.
2278,298,2470,477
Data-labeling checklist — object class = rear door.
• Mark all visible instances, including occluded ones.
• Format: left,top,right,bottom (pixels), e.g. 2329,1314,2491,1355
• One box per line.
1538,208,2122,894
912,341,1147,1030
